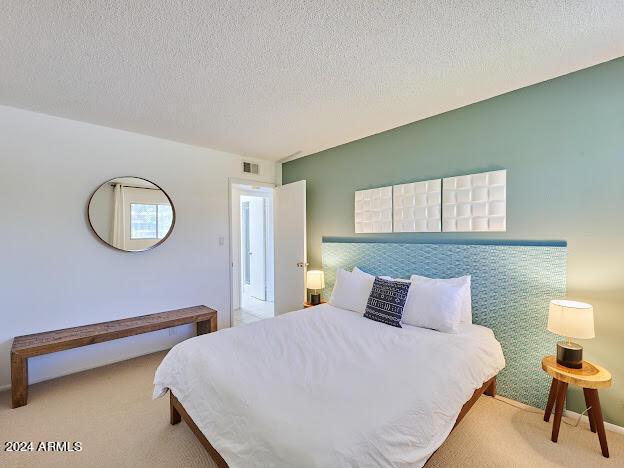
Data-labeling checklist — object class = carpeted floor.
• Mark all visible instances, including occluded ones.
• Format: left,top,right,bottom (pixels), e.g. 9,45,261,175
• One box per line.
1,351,621,467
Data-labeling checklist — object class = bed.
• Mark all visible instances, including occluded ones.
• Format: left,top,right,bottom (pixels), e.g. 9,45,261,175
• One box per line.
154,304,505,467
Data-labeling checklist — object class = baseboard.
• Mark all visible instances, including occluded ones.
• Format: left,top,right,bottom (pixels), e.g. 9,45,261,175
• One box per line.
494,395,537,411
493,395,624,435
565,409,624,435
0,345,176,394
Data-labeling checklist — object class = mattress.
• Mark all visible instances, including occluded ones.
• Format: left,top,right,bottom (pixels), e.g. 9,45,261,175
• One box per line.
154,304,505,467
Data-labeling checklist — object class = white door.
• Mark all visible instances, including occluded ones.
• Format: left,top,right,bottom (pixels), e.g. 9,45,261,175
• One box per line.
248,196,266,300
274,180,307,315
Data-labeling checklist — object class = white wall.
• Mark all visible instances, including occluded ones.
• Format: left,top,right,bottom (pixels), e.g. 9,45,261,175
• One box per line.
0,106,276,390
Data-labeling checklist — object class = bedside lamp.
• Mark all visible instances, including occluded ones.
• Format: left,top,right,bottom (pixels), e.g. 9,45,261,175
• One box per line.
306,270,325,305
547,300,594,369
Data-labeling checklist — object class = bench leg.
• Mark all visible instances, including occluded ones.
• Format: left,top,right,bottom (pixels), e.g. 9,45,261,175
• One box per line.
11,352,28,408
196,315,218,335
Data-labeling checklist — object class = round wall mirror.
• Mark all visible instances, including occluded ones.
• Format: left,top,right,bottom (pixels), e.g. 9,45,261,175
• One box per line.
88,177,175,252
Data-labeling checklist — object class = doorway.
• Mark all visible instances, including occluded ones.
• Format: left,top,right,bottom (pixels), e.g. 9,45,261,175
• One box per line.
231,183,275,326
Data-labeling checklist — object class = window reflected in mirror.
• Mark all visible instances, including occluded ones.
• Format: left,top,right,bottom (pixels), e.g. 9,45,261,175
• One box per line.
130,203,173,239
88,177,175,252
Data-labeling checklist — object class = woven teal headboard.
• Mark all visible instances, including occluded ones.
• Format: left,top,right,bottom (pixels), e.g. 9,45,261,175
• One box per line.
321,239,567,409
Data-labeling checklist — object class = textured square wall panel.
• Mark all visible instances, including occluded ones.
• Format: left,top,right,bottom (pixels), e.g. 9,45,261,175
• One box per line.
393,179,441,232
442,170,507,232
354,186,393,233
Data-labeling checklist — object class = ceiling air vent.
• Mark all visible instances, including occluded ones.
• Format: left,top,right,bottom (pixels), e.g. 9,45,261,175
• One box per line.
242,161,259,175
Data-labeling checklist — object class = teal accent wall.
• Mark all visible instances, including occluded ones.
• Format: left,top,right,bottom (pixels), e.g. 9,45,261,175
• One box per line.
322,241,567,409
283,57,624,425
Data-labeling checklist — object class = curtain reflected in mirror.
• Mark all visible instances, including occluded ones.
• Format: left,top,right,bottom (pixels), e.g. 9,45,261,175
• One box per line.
88,177,175,252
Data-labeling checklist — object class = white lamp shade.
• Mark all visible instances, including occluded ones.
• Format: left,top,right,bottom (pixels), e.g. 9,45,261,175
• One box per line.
306,270,325,290
547,300,595,339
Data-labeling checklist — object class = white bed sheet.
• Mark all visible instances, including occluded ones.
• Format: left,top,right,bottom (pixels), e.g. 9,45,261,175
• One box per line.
154,304,505,467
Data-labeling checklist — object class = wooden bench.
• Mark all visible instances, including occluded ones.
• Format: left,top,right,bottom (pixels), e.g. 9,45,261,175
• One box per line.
11,305,217,408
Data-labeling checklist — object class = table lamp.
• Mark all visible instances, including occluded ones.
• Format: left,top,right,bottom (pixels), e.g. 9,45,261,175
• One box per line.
306,270,325,305
547,300,594,369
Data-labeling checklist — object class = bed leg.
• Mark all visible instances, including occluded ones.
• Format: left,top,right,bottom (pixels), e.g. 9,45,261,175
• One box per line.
484,377,496,397
170,394,181,425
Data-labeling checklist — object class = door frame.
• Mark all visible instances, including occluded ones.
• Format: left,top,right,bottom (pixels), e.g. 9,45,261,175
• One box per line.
241,199,251,291
228,178,276,328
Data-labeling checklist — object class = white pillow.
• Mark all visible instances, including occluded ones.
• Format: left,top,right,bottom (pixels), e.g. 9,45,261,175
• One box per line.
353,267,410,283
401,280,464,333
329,268,375,314
352,266,375,280
410,274,472,323
380,275,410,283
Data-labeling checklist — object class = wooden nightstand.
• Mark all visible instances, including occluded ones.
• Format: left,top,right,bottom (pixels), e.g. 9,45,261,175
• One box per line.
541,355,612,457
304,301,326,308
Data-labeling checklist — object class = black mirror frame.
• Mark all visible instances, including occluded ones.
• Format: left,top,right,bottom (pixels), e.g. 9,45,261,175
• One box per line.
87,176,176,252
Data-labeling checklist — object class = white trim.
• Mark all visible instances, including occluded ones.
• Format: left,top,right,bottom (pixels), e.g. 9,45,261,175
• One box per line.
564,409,624,435
277,150,303,163
229,177,275,189
494,394,624,435
0,345,177,393
494,394,537,411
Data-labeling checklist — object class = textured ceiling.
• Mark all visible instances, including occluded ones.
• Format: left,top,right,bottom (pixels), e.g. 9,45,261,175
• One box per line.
1,1,623,161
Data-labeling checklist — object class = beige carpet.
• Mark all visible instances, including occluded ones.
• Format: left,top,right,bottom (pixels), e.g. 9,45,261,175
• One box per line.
1,352,621,467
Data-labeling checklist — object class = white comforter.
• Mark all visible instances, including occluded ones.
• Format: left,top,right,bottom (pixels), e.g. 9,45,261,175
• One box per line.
154,304,505,467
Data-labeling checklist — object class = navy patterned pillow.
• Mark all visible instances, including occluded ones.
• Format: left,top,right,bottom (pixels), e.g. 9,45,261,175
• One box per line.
363,277,411,328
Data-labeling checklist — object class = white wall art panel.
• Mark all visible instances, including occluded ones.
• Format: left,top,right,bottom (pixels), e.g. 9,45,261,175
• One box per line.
393,179,441,232
354,186,393,233
442,170,506,232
